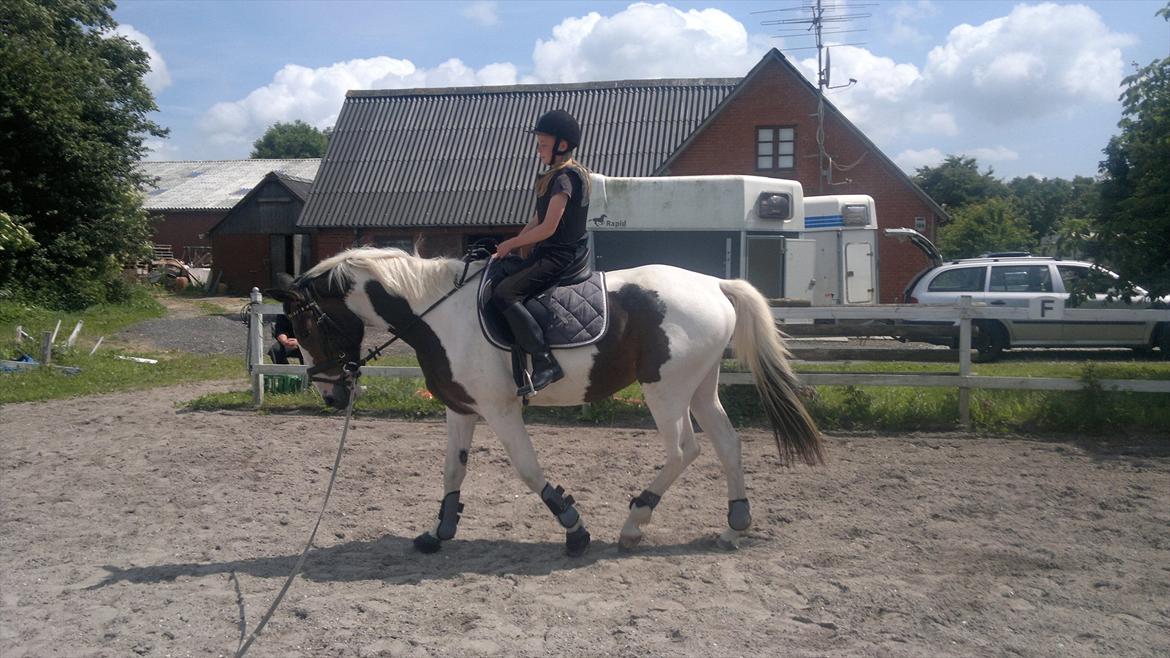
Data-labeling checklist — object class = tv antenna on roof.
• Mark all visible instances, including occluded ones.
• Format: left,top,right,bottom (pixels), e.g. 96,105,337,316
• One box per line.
754,0,872,193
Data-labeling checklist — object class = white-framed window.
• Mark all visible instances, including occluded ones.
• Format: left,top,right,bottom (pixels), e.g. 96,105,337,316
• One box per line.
756,126,795,171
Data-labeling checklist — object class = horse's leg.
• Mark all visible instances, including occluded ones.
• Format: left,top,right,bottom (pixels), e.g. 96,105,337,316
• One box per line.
688,362,750,550
619,385,701,550
484,405,590,556
413,408,477,554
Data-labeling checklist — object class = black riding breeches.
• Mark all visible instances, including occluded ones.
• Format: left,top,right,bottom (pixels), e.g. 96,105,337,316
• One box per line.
491,248,577,311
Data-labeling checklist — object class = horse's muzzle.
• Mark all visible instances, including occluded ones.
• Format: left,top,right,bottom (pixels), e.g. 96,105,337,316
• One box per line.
321,381,351,409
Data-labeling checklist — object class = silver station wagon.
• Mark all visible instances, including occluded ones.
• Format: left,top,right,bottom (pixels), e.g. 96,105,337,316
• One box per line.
887,229,1170,360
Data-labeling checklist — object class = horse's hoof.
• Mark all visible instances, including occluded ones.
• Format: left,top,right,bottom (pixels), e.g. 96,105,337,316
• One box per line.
716,529,742,551
566,527,591,557
618,530,643,551
413,532,442,554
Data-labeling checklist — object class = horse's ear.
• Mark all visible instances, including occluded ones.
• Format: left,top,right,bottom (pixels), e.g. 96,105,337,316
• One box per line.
265,287,302,304
265,272,299,303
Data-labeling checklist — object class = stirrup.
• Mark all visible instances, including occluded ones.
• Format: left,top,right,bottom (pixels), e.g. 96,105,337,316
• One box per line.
516,367,536,397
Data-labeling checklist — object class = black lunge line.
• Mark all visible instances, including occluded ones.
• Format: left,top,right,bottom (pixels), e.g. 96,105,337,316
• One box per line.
233,384,358,658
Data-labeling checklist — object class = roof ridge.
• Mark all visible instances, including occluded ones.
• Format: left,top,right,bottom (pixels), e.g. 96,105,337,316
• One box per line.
347,78,742,99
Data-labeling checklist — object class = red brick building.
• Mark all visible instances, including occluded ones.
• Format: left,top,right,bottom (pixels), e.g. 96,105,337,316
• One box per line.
208,171,314,292
137,159,320,266
299,49,944,302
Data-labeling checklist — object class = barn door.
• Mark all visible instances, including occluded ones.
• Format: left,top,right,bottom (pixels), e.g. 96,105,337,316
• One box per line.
269,235,293,284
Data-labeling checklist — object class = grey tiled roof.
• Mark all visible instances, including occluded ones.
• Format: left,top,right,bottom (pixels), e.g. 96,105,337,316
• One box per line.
298,79,738,229
137,159,321,210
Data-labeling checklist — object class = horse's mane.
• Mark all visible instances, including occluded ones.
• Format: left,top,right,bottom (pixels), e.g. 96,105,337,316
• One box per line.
302,247,461,302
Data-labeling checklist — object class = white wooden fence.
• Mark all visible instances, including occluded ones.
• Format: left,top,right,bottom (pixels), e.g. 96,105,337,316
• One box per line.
246,288,1170,427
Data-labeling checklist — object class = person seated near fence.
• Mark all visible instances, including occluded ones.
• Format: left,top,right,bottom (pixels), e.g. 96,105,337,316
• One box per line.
267,313,302,365
266,273,302,365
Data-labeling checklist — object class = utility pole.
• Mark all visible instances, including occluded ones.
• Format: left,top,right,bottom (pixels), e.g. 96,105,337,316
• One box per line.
757,0,870,193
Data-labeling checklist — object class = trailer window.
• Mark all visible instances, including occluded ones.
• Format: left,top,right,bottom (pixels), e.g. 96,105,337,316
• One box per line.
928,266,985,292
757,126,795,170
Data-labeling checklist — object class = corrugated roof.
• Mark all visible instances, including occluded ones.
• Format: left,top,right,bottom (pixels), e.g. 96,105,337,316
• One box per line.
298,79,738,229
137,159,321,210
272,171,315,203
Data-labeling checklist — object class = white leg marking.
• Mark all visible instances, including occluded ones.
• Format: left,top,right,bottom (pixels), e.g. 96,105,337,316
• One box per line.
482,404,547,494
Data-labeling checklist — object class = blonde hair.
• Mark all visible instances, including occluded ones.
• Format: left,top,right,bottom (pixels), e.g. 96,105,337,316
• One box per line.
535,158,592,202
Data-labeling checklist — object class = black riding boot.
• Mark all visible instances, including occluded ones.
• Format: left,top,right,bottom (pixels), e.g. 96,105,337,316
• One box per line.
502,302,564,395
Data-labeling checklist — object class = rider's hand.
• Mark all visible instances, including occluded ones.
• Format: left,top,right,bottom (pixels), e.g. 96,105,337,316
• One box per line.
493,239,515,260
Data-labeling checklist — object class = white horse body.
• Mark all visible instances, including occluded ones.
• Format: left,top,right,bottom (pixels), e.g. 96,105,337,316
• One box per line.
285,248,822,554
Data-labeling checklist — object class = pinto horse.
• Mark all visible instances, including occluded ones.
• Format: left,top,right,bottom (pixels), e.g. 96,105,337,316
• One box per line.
268,247,823,556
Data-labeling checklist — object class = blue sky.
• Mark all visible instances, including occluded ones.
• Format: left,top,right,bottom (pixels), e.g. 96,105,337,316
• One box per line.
113,1,1169,180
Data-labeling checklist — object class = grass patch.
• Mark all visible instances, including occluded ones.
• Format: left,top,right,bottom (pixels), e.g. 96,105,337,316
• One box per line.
1,285,164,339
1,287,248,402
0,350,244,404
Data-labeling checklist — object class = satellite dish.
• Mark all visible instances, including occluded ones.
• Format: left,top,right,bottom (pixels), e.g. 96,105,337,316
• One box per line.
825,47,831,88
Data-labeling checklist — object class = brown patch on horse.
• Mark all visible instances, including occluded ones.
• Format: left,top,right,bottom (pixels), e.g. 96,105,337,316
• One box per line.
583,284,671,403
365,281,477,415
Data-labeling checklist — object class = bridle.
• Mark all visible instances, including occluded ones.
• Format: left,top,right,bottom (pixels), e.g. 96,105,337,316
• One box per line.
291,249,491,388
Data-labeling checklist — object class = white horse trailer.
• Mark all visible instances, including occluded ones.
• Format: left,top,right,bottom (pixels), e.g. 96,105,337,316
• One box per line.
587,175,879,305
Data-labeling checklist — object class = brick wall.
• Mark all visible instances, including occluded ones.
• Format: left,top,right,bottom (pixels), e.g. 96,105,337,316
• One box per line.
666,63,938,303
210,233,269,293
150,210,224,256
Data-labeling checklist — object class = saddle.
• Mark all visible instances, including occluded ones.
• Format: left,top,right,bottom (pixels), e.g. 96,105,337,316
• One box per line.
477,257,609,390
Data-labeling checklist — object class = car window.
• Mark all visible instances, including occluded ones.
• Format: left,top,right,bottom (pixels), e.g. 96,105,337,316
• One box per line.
927,266,986,292
1057,265,1115,295
989,265,1053,293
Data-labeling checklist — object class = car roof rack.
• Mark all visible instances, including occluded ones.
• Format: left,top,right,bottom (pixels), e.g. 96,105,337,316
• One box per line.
949,255,1056,264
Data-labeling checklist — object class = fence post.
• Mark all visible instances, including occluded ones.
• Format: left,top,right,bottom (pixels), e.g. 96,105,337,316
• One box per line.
958,295,973,429
249,287,264,407
40,331,53,366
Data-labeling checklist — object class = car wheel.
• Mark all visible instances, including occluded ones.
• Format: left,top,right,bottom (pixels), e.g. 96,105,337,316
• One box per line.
973,321,1008,363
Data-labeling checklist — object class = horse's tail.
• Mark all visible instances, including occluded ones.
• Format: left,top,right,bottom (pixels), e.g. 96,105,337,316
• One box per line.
719,279,825,467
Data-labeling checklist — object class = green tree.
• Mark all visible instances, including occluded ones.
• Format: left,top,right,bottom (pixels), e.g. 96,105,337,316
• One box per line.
936,197,1034,260
0,0,166,308
1007,174,1101,251
1095,2,1170,298
251,120,330,158
914,155,1008,213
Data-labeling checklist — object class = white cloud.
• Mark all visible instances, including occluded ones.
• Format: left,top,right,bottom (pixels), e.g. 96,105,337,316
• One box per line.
888,0,938,45
797,46,956,141
192,1,1134,166
142,137,181,161
463,1,500,27
197,57,518,149
113,25,171,93
965,146,1019,163
894,147,944,174
893,145,1018,175
923,3,1134,122
529,3,772,83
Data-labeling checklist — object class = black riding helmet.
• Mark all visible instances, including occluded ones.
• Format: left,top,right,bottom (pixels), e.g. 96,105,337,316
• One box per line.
530,109,581,158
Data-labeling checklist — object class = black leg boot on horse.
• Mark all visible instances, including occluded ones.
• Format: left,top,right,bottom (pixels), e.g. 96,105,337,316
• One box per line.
502,301,564,395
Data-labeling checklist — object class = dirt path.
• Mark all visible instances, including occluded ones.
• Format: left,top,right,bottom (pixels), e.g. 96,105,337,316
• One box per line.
1,383,1167,656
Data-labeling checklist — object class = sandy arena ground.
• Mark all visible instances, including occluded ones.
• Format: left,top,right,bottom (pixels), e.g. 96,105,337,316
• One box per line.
1,381,1167,657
